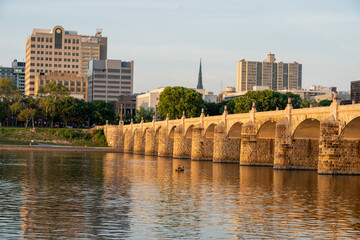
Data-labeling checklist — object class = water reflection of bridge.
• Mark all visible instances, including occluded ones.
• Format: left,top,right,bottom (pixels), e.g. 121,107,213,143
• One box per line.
104,99,360,175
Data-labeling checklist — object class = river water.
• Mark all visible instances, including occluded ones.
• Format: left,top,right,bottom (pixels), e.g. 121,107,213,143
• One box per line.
0,151,359,239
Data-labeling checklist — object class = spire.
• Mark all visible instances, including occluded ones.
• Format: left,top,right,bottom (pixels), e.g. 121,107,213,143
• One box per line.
197,59,203,89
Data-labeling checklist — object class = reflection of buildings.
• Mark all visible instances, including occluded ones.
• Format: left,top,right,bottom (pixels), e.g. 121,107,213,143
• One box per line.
17,151,132,239
2,151,358,238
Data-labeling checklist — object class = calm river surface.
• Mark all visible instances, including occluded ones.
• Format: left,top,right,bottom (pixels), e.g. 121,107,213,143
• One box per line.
0,151,359,239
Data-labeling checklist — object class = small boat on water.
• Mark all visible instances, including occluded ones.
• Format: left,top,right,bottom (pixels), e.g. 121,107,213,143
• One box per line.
175,166,185,172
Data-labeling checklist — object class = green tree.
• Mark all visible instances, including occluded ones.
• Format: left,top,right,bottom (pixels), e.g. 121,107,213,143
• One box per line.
317,99,332,107
89,100,116,125
38,82,69,127
134,107,154,123
18,107,36,128
283,92,302,109
0,78,22,102
300,99,317,108
158,87,205,119
204,102,221,116
234,90,285,113
233,90,303,114
0,101,8,124
72,99,90,127
58,96,77,127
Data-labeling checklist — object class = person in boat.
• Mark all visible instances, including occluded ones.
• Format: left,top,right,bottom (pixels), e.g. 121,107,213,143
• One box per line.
176,165,184,172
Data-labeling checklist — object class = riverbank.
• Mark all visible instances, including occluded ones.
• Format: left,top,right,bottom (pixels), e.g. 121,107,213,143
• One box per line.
0,144,121,153
0,127,107,147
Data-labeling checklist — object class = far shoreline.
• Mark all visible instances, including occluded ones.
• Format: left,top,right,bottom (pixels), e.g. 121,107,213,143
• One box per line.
0,145,122,153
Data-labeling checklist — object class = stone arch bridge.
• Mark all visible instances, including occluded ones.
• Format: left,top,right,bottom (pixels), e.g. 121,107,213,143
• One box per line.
102,99,360,175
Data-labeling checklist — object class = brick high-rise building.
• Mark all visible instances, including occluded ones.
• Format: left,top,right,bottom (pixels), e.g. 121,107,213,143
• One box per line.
25,25,107,96
236,53,302,92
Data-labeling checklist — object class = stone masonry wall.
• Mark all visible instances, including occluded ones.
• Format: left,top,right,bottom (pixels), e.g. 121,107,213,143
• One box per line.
204,138,214,160
145,128,156,155
257,139,275,166
337,140,360,174
290,139,319,169
158,128,173,157
240,122,257,165
124,129,134,153
191,127,204,160
133,128,145,154
173,126,191,158
104,125,123,150
213,123,241,163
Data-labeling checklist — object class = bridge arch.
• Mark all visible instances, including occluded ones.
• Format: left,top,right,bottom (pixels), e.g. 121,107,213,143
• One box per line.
341,116,360,140
291,118,320,169
185,125,194,139
227,122,242,139
204,123,216,139
257,120,276,139
293,118,320,140
168,126,176,139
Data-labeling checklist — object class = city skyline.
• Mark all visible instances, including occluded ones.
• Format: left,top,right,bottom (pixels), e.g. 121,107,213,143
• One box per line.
0,0,359,93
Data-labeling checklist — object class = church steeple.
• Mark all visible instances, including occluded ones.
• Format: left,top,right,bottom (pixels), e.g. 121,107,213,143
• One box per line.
197,59,203,89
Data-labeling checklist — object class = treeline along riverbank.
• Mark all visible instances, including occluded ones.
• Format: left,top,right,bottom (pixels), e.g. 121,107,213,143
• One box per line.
0,127,108,147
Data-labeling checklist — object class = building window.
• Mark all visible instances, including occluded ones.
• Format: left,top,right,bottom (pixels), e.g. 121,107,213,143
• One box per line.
108,75,120,79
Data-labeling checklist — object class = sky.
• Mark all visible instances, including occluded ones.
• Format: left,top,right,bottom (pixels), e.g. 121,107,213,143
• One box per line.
0,0,359,93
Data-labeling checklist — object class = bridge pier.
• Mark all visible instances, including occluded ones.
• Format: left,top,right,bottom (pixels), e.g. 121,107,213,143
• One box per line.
158,127,174,157
318,119,342,174
240,122,258,165
133,128,145,154
213,122,240,163
144,128,157,155
274,119,292,169
124,129,134,153
104,123,124,151
173,126,191,159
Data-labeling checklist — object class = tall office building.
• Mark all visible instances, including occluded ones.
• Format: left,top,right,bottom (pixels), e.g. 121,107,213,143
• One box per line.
236,53,302,92
12,60,26,94
25,25,107,96
88,59,134,102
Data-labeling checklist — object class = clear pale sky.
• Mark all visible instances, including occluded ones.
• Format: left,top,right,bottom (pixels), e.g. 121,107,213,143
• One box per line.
0,0,359,93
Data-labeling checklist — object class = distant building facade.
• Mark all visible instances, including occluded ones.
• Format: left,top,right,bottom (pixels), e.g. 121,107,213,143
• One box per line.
25,25,107,96
34,72,88,101
136,87,165,110
112,95,137,116
12,60,25,94
236,53,302,92
351,80,360,104
87,59,134,102
0,66,14,84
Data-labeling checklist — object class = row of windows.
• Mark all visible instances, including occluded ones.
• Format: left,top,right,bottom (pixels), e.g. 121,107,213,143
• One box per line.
64,39,80,44
64,46,79,50
94,74,131,80
31,51,80,57
31,37,53,43
31,44,53,49
94,85,131,89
